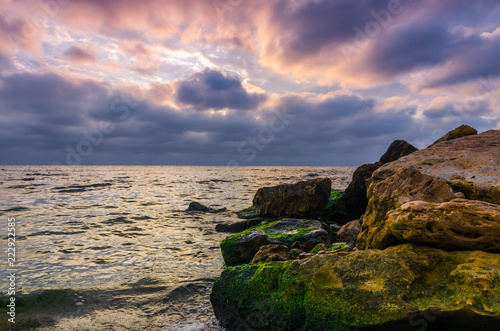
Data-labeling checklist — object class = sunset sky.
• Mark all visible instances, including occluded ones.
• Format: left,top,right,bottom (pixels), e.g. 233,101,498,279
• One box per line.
1,0,499,165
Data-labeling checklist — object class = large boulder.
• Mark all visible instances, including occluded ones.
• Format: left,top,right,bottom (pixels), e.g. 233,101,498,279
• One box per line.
379,139,418,164
386,199,500,252
220,218,331,266
431,124,477,146
252,178,331,218
357,130,500,250
211,244,500,330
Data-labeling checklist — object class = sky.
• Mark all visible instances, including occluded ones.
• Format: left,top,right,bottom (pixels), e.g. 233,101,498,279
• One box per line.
0,0,499,166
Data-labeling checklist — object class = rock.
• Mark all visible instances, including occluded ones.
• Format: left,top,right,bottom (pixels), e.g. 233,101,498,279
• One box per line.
251,244,292,264
215,218,264,233
357,166,457,249
431,124,477,146
236,206,257,219
342,140,418,221
337,219,361,248
386,199,500,252
187,201,209,212
357,130,500,250
220,218,331,266
211,243,500,331
342,162,381,220
252,178,331,218
379,139,418,164
319,190,348,224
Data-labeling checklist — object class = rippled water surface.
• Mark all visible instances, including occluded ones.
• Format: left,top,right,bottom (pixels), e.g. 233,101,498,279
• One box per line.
0,166,354,330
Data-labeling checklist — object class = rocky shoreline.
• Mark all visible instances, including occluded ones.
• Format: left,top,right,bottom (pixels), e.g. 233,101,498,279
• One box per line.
209,126,500,330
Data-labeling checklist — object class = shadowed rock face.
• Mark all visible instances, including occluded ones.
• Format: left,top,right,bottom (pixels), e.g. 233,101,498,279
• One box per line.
343,139,418,221
431,124,477,146
211,244,500,331
343,162,381,220
357,130,500,250
252,177,331,218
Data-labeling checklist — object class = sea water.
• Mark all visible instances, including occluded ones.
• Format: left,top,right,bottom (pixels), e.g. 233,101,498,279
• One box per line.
0,166,354,330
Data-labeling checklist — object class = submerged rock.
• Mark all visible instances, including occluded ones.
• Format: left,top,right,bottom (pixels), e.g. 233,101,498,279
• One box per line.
211,244,500,331
252,177,331,218
187,201,209,212
220,218,331,266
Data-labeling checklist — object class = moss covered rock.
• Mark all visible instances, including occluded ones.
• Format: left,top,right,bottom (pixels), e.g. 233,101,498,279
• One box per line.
211,244,500,330
220,218,331,266
187,201,209,211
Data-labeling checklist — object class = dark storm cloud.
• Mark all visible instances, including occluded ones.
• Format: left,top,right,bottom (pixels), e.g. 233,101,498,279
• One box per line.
423,36,500,89
269,0,405,61
175,69,267,110
366,24,457,76
0,71,428,165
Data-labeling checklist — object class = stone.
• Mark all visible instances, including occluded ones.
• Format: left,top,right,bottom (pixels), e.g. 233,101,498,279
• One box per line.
357,166,457,249
431,124,477,146
342,162,381,220
357,130,500,250
386,199,500,252
236,206,257,219
319,190,348,224
252,178,331,218
211,244,500,331
220,218,331,266
379,139,418,164
337,219,361,248
215,218,264,233
251,244,292,264
187,201,209,212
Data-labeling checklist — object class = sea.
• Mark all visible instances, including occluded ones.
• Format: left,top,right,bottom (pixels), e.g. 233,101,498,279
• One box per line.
0,166,354,330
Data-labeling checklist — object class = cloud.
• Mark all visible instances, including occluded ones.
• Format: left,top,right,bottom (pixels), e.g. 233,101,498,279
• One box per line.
63,45,97,64
175,69,267,110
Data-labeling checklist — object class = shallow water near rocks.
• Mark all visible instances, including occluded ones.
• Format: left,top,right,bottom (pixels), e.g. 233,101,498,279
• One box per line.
0,165,354,330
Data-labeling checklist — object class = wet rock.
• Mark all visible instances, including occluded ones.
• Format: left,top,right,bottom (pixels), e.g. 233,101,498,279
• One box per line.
220,218,331,266
215,218,264,233
378,139,418,164
252,178,331,218
386,199,500,252
211,243,500,331
431,124,477,146
251,244,292,264
187,201,209,212
236,206,257,219
337,219,361,248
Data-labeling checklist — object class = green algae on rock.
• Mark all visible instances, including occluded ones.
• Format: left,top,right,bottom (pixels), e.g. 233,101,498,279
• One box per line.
187,201,209,211
210,244,500,331
220,218,331,266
